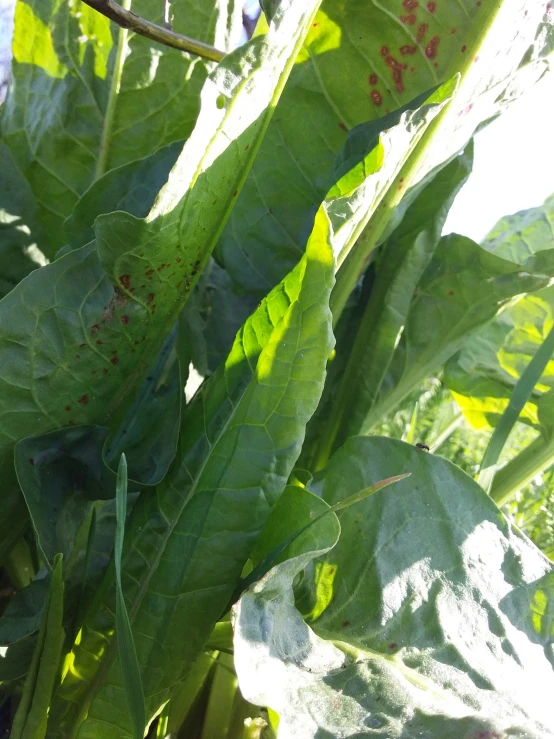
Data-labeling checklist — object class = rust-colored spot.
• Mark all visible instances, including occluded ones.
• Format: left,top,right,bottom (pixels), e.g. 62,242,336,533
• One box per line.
78,394,89,405
410,66,416,71
175,257,182,263
119,274,131,290
416,22,428,41
65,406,71,411
338,122,348,131
476,0,481,5
79,343,86,348
427,1,436,11
370,89,382,106
233,190,238,197
102,368,109,375
146,293,155,304
399,177,404,182
312,22,318,26
425,35,440,58
191,260,201,276
111,357,119,366
448,290,454,295
121,315,129,324
388,642,398,649
402,0,418,8
369,73,378,85
400,13,416,23
157,263,168,272
380,45,389,56
450,28,456,33
342,620,351,627
461,44,467,52
91,324,101,334
96,339,103,345
400,44,417,55
398,184,403,190
145,269,154,276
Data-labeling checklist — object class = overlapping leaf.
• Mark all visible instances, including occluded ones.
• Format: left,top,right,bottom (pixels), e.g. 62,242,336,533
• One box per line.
216,0,551,300
46,208,334,737
234,437,554,738
310,144,473,467
0,0,324,488
0,0,242,259
363,234,554,431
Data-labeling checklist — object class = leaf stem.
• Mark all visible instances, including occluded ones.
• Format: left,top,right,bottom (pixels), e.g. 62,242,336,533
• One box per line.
491,434,554,508
95,0,132,180
82,0,225,64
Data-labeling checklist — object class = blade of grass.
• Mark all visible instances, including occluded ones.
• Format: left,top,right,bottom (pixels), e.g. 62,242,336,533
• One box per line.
11,554,64,739
477,323,554,494
115,455,146,739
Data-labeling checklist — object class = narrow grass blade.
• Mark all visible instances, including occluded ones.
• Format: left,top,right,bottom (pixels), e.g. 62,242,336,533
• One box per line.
478,323,554,493
11,554,64,739
115,455,146,739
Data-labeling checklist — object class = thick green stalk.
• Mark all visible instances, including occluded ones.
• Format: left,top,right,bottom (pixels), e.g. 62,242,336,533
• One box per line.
491,435,554,508
478,324,554,492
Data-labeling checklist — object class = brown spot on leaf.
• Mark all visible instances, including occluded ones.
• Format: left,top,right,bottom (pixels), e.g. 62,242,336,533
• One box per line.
425,35,439,58
78,394,89,405
369,73,378,85
119,274,131,290
111,357,119,366
370,90,382,106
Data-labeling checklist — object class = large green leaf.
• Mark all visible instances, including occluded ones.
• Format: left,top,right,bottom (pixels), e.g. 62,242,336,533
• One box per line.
216,0,551,300
0,0,242,259
311,143,473,468
47,207,334,737
0,0,324,488
445,195,554,429
363,235,554,431
234,437,554,737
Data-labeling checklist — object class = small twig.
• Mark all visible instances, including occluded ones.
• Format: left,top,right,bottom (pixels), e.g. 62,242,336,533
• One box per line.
82,0,225,63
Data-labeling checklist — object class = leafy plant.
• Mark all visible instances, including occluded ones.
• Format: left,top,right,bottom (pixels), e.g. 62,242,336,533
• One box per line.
0,0,553,737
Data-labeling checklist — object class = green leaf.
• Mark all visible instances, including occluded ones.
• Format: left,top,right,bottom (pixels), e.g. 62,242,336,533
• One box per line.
312,144,473,467
482,192,554,264
0,636,37,685
364,235,554,431
114,455,146,739
47,207,334,736
217,0,551,299
11,554,64,739
105,328,183,485
234,436,554,737
14,426,114,566
0,577,49,646
0,0,324,489
0,0,242,258
63,141,183,253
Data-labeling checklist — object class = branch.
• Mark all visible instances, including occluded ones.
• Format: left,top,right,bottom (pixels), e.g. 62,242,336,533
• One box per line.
82,0,226,63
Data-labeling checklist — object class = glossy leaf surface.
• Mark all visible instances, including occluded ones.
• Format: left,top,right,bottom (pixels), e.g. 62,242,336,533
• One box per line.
47,207,334,737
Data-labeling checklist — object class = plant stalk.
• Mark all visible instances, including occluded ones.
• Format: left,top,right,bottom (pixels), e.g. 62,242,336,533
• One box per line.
83,0,225,64
491,434,554,508
478,323,554,492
